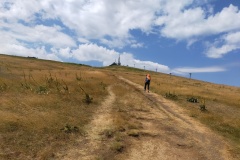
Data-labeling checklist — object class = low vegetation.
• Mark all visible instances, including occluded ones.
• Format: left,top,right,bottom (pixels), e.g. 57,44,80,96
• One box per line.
0,54,240,159
107,66,240,157
165,91,178,100
0,54,112,159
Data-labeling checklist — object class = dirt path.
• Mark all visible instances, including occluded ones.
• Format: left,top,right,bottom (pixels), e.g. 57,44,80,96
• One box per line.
117,76,234,160
56,76,234,160
56,85,116,160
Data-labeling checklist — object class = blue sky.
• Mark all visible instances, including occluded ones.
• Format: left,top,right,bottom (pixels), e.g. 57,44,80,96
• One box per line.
0,0,240,86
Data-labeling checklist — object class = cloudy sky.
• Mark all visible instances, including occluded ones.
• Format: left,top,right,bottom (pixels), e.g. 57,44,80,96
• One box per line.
0,0,240,86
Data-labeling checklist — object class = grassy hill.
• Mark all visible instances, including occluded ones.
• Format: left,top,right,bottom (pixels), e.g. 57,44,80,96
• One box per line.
0,54,239,159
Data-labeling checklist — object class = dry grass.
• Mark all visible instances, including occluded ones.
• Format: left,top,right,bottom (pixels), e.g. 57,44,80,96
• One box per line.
106,66,240,157
1,54,240,159
0,54,113,159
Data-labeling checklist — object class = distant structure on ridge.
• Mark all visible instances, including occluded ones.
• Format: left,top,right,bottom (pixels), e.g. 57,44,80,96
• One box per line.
117,54,121,66
109,54,121,66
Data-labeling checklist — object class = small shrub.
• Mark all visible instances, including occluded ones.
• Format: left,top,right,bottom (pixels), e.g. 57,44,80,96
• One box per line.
102,129,115,138
60,124,79,134
127,123,140,130
76,73,82,81
62,80,69,93
21,82,31,90
45,73,62,90
5,121,21,132
199,99,207,111
62,84,69,92
165,92,178,100
187,97,198,103
114,132,124,142
111,142,124,152
79,85,93,104
190,114,197,118
0,83,8,92
46,74,54,84
100,81,107,90
84,94,93,104
117,126,126,132
36,86,48,94
127,129,140,137
200,104,207,111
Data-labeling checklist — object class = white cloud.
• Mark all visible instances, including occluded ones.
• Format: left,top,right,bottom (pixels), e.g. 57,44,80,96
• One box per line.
173,66,226,74
0,0,161,48
0,22,76,48
205,44,237,58
99,38,144,49
1,0,240,63
0,43,61,61
205,31,240,58
158,7,206,39
71,43,170,72
224,31,240,44
159,0,194,15
132,59,170,72
36,0,161,47
72,43,118,66
78,38,90,44
131,42,144,48
99,38,127,49
58,47,72,59
0,1,40,22
154,2,240,57
205,5,240,33
155,4,240,40
2,0,240,48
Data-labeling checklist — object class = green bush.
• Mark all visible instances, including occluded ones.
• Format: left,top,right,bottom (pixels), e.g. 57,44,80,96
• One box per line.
165,92,178,100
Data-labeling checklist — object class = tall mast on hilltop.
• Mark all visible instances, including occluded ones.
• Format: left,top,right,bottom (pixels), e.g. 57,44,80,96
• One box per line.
118,54,121,66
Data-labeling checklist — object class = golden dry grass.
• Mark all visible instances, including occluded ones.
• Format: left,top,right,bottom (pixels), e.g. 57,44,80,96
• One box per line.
1,54,240,159
106,66,240,157
0,54,113,159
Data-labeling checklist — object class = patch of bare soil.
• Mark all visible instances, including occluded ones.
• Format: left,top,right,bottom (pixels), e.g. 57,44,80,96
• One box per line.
55,86,116,160
117,76,234,160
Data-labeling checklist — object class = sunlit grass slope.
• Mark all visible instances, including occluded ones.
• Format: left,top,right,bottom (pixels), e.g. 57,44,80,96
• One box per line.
105,65,240,157
0,54,114,159
0,54,239,159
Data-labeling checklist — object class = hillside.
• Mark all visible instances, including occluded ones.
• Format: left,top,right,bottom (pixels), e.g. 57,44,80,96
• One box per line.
0,54,240,160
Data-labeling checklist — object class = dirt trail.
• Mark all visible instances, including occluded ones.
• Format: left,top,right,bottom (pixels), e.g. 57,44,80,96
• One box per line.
56,76,234,160
56,86,116,160
117,76,234,160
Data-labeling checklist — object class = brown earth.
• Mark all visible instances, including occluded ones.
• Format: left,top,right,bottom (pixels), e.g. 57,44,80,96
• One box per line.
56,76,235,160
56,85,116,160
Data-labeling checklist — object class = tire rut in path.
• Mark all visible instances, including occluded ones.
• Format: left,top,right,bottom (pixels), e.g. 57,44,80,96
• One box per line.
56,85,116,160
117,76,234,160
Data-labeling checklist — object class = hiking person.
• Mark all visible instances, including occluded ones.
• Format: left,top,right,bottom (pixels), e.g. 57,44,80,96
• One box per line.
144,74,151,92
